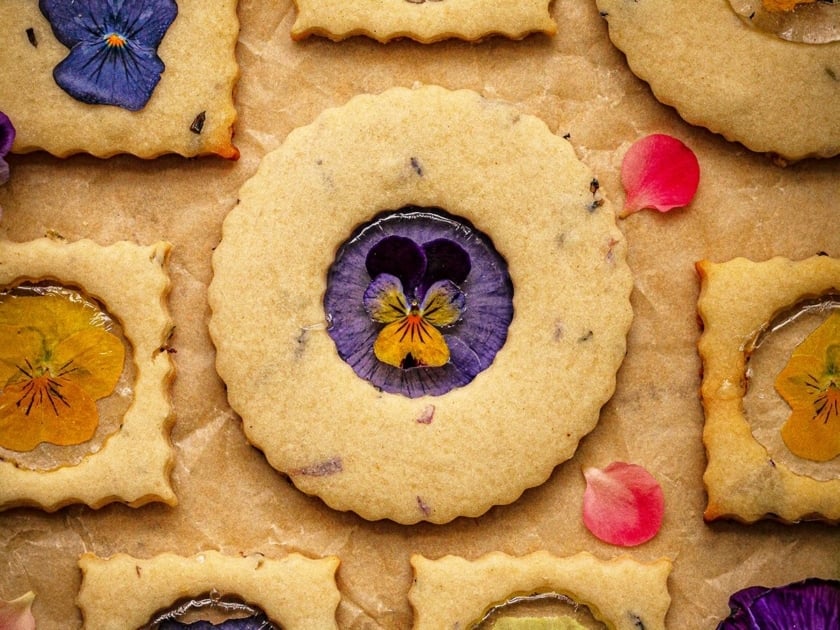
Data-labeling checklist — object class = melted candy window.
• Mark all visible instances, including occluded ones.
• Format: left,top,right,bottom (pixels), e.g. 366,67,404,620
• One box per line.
145,593,280,629
744,296,840,480
324,207,514,398
0,283,133,470
728,0,840,43
473,593,608,630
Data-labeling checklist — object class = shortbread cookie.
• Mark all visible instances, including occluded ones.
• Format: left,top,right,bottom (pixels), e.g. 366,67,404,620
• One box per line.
291,0,556,42
409,551,672,630
77,551,340,629
209,85,633,524
697,255,840,523
0,0,239,158
596,0,840,160
0,237,175,511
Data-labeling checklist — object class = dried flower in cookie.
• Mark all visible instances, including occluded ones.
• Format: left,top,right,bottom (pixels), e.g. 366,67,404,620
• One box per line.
775,310,840,462
38,0,178,111
582,462,664,547
0,285,125,451
619,134,700,218
717,578,840,629
0,592,36,630
0,111,14,187
324,208,513,398
157,615,276,629
729,0,840,43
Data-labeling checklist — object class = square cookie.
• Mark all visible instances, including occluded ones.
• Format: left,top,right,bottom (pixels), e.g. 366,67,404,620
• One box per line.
291,0,556,42
697,255,840,523
0,237,175,511
0,0,239,159
409,551,672,630
77,551,341,629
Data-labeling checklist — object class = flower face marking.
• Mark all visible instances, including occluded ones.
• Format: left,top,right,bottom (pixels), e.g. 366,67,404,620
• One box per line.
38,0,179,111
775,310,840,461
0,286,125,452
324,208,513,398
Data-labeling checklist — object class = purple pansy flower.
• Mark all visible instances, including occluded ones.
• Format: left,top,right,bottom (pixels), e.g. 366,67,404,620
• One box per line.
158,615,275,630
0,111,15,186
39,0,178,111
717,578,840,629
324,208,514,398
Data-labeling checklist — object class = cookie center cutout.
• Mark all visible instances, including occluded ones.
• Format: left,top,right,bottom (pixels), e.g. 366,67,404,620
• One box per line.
324,207,513,398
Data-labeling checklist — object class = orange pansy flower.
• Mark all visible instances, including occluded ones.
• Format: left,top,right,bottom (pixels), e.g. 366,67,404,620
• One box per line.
0,287,124,452
775,310,840,462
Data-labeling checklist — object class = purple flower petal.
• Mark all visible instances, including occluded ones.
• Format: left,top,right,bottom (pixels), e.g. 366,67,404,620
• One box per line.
365,235,426,294
39,0,177,110
420,238,471,290
0,111,16,157
158,615,275,630
325,207,513,398
52,38,165,110
718,578,840,630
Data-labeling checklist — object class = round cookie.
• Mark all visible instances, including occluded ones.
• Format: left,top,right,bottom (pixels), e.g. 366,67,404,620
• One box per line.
208,85,633,524
596,0,840,160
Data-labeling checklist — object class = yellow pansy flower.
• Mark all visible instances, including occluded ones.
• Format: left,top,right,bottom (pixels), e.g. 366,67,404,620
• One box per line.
775,310,840,462
0,287,124,452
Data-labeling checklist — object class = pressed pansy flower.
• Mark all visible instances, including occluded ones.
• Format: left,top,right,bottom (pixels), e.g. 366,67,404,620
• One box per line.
775,310,840,462
324,208,513,398
39,0,179,111
717,578,840,629
158,615,276,629
0,285,125,452
0,111,15,187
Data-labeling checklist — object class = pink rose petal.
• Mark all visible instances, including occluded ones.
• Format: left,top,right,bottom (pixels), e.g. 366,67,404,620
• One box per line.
620,133,700,217
0,592,36,630
582,462,664,547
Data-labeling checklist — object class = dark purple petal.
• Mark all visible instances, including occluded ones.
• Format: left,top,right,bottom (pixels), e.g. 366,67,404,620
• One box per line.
365,235,426,294
0,111,16,157
420,238,471,290
52,38,165,110
718,578,840,630
325,208,513,398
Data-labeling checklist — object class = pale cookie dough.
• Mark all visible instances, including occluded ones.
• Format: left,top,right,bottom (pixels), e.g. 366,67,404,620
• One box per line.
291,0,556,42
0,237,175,511
209,85,633,524
697,255,840,523
409,551,672,630
596,0,840,160
77,551,341,629
0,0,239,159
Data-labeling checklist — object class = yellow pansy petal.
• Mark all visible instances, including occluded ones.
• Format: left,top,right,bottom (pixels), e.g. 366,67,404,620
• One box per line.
0,377,99,451
781,402,840,461
52,328,125,400
0,290,104,342
373,316,450,369
0,325,44,386
420,280,465,328
363,274,409,324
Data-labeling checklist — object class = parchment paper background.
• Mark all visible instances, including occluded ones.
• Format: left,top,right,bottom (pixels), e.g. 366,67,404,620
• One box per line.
1,0,839,628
